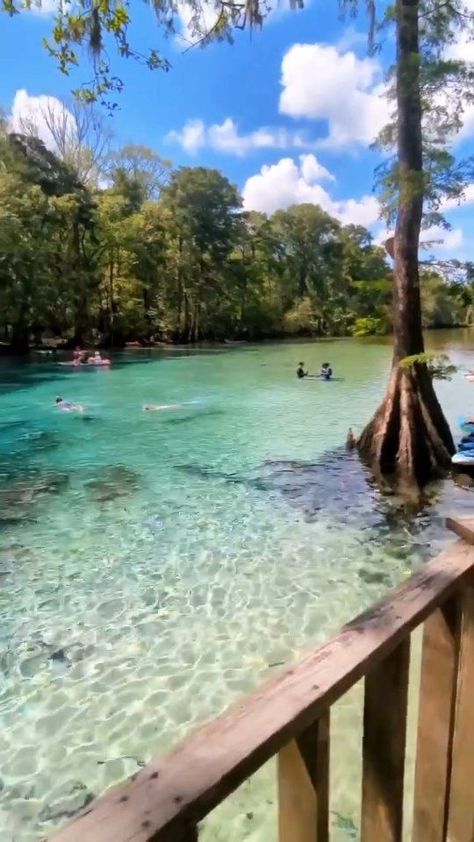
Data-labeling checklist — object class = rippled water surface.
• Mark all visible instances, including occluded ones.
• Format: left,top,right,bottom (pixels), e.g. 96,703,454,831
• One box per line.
1,333,474,841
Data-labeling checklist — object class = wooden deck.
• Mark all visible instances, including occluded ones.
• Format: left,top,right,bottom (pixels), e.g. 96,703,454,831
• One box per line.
51,517,474,842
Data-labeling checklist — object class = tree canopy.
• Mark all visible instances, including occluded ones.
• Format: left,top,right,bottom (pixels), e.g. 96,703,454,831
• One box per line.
0,121,402,351
0,120,470,353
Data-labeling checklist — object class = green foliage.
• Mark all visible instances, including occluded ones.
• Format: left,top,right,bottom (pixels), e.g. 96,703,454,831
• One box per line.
0,123,470,352
399,352,458,380
351,316,387,337
373,1,474,228
282,297,319,335
421,269,460,327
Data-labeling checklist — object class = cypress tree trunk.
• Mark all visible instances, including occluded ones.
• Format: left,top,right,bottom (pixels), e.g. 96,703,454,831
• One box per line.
357,0,454,492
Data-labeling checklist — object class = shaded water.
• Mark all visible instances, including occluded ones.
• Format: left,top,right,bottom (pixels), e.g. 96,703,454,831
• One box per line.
0,332,474,840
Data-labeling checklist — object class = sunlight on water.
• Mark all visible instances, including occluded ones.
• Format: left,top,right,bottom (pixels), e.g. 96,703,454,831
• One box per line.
0,333,473,840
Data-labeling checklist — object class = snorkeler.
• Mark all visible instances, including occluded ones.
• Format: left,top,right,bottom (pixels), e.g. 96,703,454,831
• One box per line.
55,397,84,413
296,362,308,379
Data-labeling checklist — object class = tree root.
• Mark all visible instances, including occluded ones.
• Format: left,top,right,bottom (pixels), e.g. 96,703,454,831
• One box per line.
357,363,455,494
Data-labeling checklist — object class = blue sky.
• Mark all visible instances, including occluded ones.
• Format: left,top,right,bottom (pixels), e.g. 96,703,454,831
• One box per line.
1,0,473,259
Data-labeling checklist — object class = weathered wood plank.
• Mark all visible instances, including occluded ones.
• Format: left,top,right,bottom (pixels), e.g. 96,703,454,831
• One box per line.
446,517,474,545
51,536,474,842
446,580,474,842
303,709,330,842
361,638,410,842
412,597,461,842
279,741,316,842
278,711,330,842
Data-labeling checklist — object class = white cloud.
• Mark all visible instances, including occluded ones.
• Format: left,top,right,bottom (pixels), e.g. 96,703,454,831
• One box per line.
242,154,380,226
175,0,301,46
9,89,76,152
336,27,369,53
441,16,474,143
24,0,58,14
175,1,220,46
421,225,464,252
167,117,322,157
279,43,390,150
445,0,474,63
167,118,207,154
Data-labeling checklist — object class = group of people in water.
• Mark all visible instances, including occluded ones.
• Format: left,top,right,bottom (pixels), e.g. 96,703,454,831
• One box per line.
297,361,333,381
55,397,185,414
70,347,111,367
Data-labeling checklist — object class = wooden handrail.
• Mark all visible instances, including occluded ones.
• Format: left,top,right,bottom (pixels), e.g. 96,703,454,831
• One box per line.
51,518,474,842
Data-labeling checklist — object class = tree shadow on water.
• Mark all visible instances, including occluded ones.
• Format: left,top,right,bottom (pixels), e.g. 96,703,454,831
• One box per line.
175,448,469,561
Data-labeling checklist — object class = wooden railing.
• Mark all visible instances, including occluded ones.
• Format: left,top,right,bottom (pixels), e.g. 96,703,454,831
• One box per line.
51,517,474,842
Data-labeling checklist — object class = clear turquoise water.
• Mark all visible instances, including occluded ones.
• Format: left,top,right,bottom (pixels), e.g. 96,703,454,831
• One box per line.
1,334,474,841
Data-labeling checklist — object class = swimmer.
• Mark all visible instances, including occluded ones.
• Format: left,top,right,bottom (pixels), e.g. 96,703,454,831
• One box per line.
55,397,84,413
320,362,333,380
87,350,111,366
296,362,308,379
143,403,182,411
72,346,86,364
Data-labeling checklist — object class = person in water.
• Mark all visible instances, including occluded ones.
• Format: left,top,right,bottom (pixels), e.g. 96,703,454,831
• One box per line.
296,362,308,379
320,362,333,380
72,346,85,365
55,397,84,413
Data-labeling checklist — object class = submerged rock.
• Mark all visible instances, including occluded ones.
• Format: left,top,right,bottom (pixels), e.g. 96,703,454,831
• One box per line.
84,464,140,502
357,569,391,585
174,462,269,491
0,470,69,510
163,409,224,426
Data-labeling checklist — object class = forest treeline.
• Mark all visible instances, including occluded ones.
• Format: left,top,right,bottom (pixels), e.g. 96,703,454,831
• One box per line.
1,119,473,351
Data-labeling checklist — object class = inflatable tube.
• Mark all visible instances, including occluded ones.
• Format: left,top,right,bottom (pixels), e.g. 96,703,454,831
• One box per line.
464,374,474,381
87,360,111,366
458,441,474,453
58,362,84,367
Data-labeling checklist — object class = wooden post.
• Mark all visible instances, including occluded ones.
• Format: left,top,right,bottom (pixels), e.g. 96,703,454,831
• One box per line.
412,596,461,842
278,711,330,842
446,582,474,842
361,638,410,842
